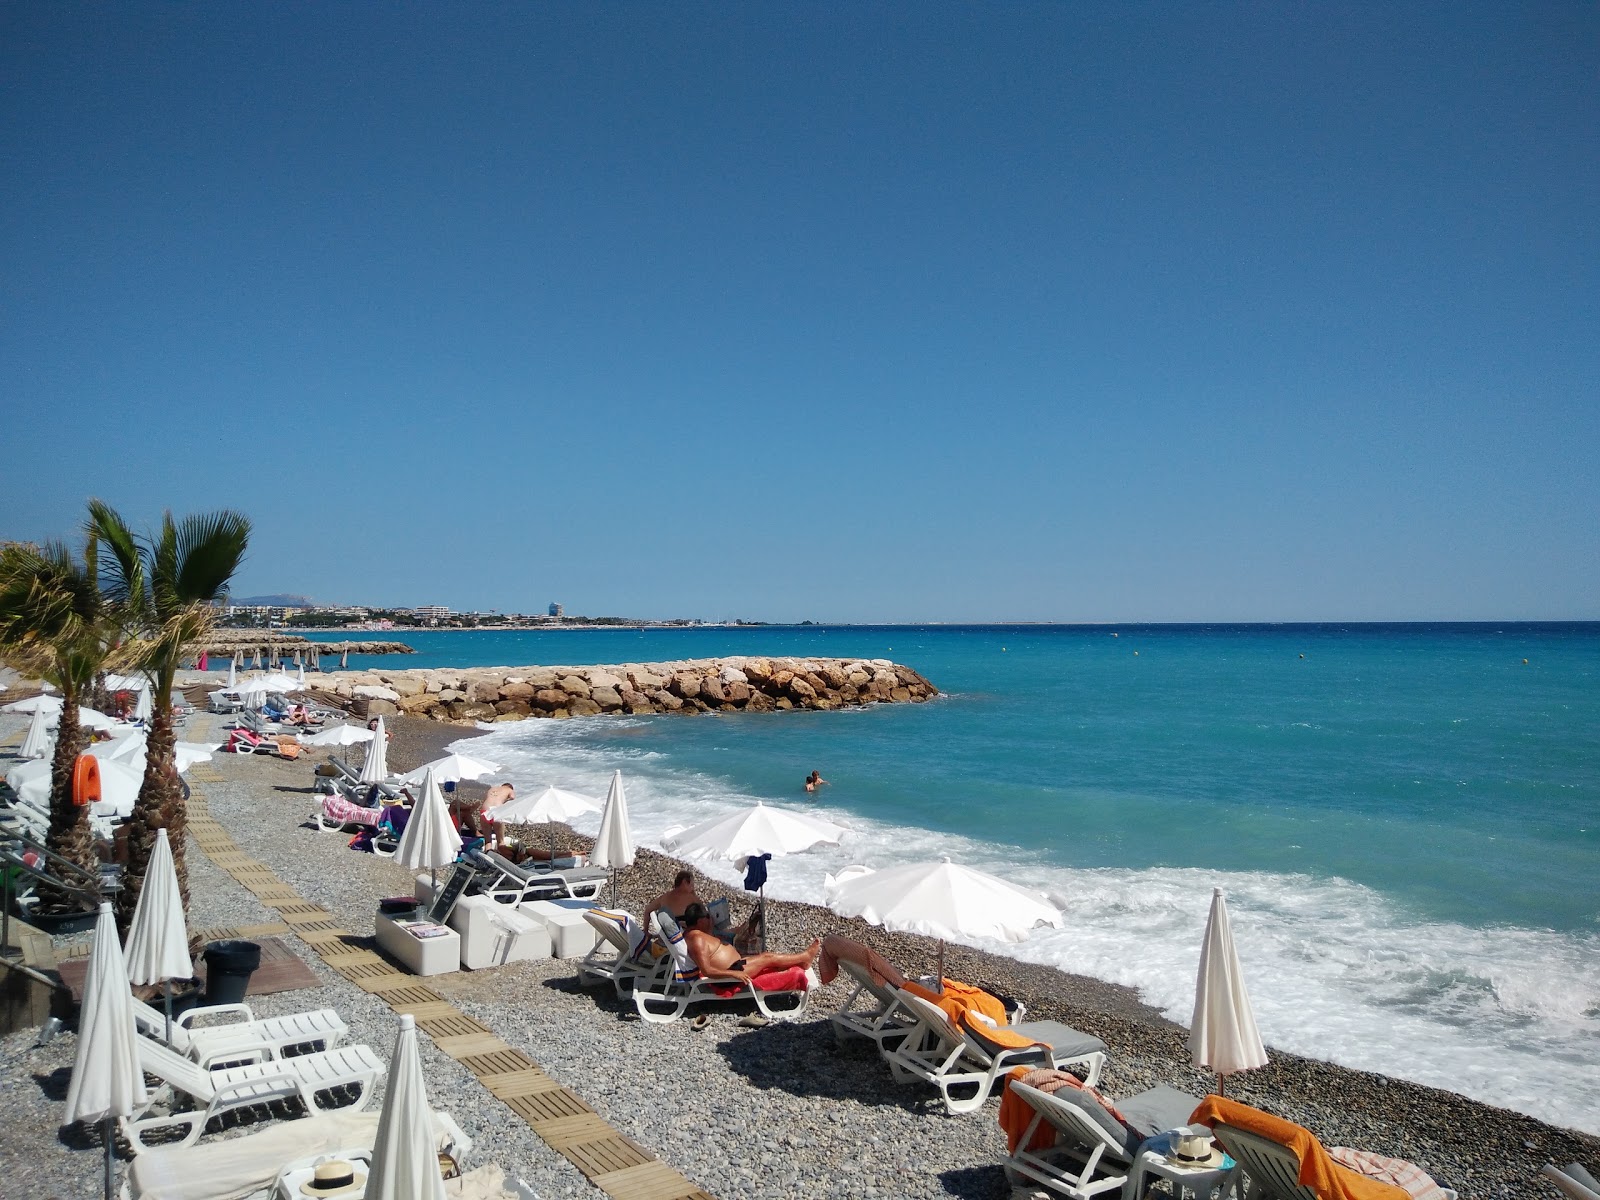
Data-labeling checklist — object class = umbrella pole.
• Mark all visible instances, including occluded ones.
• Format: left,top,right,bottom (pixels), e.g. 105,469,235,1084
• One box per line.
936,939,946,986
102,1117,114,1200
163,980,172,1045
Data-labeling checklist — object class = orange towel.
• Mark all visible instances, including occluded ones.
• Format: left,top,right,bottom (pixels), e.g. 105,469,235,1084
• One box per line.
1189,1096,1409,1200
998,1067,1057,1153
904,978,1043,1050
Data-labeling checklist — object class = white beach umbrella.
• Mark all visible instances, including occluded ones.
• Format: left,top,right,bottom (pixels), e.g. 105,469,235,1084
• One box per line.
1189,887,1269,1093
2,692,64,715
132,686,153,722
3,758,52,811
65,901,148,1200
487,784,602,860
296,662,307,688
123,829,193,1043
175,742,219,773
254,671,302,693
88,729,147,764
300,722,376,748
20,704,51,759
590,770,634,904
76,706,122,732
663,802,846,868
366,1014,447,1200
226,656,237,688
824,858,1062,980
2,756,141,815
395,767,461,891
399,752,503,788
358,716,390,783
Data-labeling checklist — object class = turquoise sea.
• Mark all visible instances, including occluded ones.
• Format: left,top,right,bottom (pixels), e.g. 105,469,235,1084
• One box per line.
308,623,1600,1132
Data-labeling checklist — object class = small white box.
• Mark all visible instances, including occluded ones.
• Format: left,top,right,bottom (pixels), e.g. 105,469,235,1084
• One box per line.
374,910,460,977
522,898,600,958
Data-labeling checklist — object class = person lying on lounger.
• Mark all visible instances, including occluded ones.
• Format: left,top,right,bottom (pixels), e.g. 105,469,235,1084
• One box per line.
680,902,818,986
645,874,763,948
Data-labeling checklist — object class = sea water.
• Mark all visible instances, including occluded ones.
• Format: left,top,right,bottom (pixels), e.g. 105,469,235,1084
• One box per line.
309,623,1600,1132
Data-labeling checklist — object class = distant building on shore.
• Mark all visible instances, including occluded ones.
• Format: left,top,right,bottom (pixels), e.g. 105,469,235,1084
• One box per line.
549,602,563,618
411,605,451,621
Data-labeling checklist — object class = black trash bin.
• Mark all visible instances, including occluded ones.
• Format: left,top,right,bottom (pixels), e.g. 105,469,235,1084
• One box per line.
202,940,261,1005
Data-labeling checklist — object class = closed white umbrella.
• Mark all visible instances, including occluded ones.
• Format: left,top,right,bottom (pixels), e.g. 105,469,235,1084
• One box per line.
226,655,237,688
395,767,461,892
1189,887,1268,1093
824,858,1061,980
398,752,502,788
20,704,51,759
2,692,63,714
590,770,634,904
65,902,148,1200
301,723,376,748
296,662,307,688
487,784,601,861
358,716,390,783
132,685,153,722
123,829,193,1043
366,1014,447,1200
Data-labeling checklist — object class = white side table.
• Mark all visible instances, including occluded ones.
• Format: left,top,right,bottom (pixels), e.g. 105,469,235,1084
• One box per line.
1127,1149,1235,1200
522,898,599,958
374,910,460,976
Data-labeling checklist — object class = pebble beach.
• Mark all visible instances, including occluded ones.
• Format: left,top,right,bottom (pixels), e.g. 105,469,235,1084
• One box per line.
2,708,1595,1200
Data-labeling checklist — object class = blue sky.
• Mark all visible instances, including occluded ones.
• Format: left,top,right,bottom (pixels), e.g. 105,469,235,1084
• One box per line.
3,4,1595,622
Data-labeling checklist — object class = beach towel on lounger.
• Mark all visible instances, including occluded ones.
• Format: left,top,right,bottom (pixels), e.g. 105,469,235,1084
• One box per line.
1328,1148,1453,1200
998,1066,1134,1154
1190,1095,1409,1200
904,978,1044,1050
708,965,809,996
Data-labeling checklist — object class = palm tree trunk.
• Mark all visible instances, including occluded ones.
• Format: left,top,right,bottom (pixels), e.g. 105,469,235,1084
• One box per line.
115,703,187,935
43,684,98,900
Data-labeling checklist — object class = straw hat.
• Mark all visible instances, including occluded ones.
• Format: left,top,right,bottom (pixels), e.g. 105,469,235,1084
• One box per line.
299,1160,367,1197
1168,1131,1226,1169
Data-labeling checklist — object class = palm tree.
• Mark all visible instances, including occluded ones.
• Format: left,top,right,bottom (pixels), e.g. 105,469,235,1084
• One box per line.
88,502,251,931
0,540,120,875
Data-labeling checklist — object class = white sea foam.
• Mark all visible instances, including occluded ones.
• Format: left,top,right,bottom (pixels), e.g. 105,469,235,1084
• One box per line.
463,719,1600,1135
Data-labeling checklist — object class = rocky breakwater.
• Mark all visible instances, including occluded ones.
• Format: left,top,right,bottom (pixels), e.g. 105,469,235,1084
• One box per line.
314,657,939,723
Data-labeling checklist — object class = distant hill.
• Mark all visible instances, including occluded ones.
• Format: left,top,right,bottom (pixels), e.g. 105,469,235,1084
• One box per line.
230,594,315,608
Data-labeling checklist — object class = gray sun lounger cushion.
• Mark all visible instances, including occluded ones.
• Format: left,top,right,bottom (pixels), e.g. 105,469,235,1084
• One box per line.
964,1018,1107,1070
1034,1079,1199,1157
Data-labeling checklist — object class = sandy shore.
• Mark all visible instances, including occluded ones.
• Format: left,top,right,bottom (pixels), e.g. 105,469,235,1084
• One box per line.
2,710,1594,1199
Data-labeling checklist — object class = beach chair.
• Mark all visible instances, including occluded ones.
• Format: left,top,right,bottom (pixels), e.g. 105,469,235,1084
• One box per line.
225,728,277,755
119,1107,471,1199
131,995,348,1068
628,911,811,1025
1200,1096,1458,1200
1000,1075,1201,1198
830,956,921,1052
578,908,660,995
476,849,609,904
1543,1163,1600,1200
886,987,1107,1115
123,1037,385,1152
313,793,382,834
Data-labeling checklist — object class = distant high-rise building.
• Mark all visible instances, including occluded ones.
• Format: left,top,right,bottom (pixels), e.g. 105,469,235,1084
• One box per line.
549,602,563,618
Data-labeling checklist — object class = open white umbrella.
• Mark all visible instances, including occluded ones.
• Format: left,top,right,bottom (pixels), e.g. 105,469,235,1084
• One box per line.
1189,887,1268,1094
589,770,634,904
487,784,601,861
20,704,51,759
6,756,143,816
366,1014,447,1200
300,723,376,748
1,692,63,714
175,742,219,773
358,716,390,783
76,706,121,732
824,858,1061,980
123,829,193,1043
88,729,147,764
398,752,502,788
65,902,148,1200
395,767,461,893
663,802,846,868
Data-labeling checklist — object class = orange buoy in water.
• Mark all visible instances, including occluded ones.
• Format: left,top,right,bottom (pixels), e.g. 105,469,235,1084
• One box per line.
72,753,101,807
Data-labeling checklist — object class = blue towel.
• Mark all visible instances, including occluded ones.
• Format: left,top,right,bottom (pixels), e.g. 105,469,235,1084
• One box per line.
743,853,771,892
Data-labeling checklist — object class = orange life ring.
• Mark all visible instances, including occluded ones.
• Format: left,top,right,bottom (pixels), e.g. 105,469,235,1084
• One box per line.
73,753,101,807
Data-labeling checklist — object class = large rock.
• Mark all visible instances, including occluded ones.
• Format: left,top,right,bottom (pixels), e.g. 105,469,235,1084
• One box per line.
397,693,438,715
533,689,569,711
500,681,536,701
587,670,625,690
494,699,533,716
353,684,400,703
650,688,683,711
724,680,750,704
743,658,772,684
819,664,847,689
621,688,655,715
389,676,428,698
787,676,817,701
567,696,602,717
670,671,701,699
699,674,726,703
363,697,399,717
590,686,623,711
471,680,502,704
719,665,748,685
628,667,665,691
558,675,590,696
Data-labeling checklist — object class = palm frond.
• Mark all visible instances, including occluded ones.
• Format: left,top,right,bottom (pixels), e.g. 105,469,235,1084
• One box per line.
86,498,145,608
172,510,251,605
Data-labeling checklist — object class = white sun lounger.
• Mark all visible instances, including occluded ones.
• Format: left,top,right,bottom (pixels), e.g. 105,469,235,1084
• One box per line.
132,995,348,1068
1002,1078,1201,1198
1213,1118,1459,1200
1544,1164,1600,1200
578,908,660,995
120,1107,470,1200
627,911,811,1025
123,1037,385,1152
887,988,1107,1115
829,957,920,1053
477,850,608,904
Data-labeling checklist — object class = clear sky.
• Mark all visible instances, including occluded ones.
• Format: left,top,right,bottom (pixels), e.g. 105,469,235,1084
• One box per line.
3,4,1595,623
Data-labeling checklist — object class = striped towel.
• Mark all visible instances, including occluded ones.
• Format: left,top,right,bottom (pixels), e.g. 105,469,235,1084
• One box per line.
1329,1148,1451,1200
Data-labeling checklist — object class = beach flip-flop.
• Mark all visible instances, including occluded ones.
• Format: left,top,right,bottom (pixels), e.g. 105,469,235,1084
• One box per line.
690,1014,710,1031
738,1013,769,1028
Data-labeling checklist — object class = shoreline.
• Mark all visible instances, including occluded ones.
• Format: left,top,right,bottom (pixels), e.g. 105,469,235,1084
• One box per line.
398,716,1596,1196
